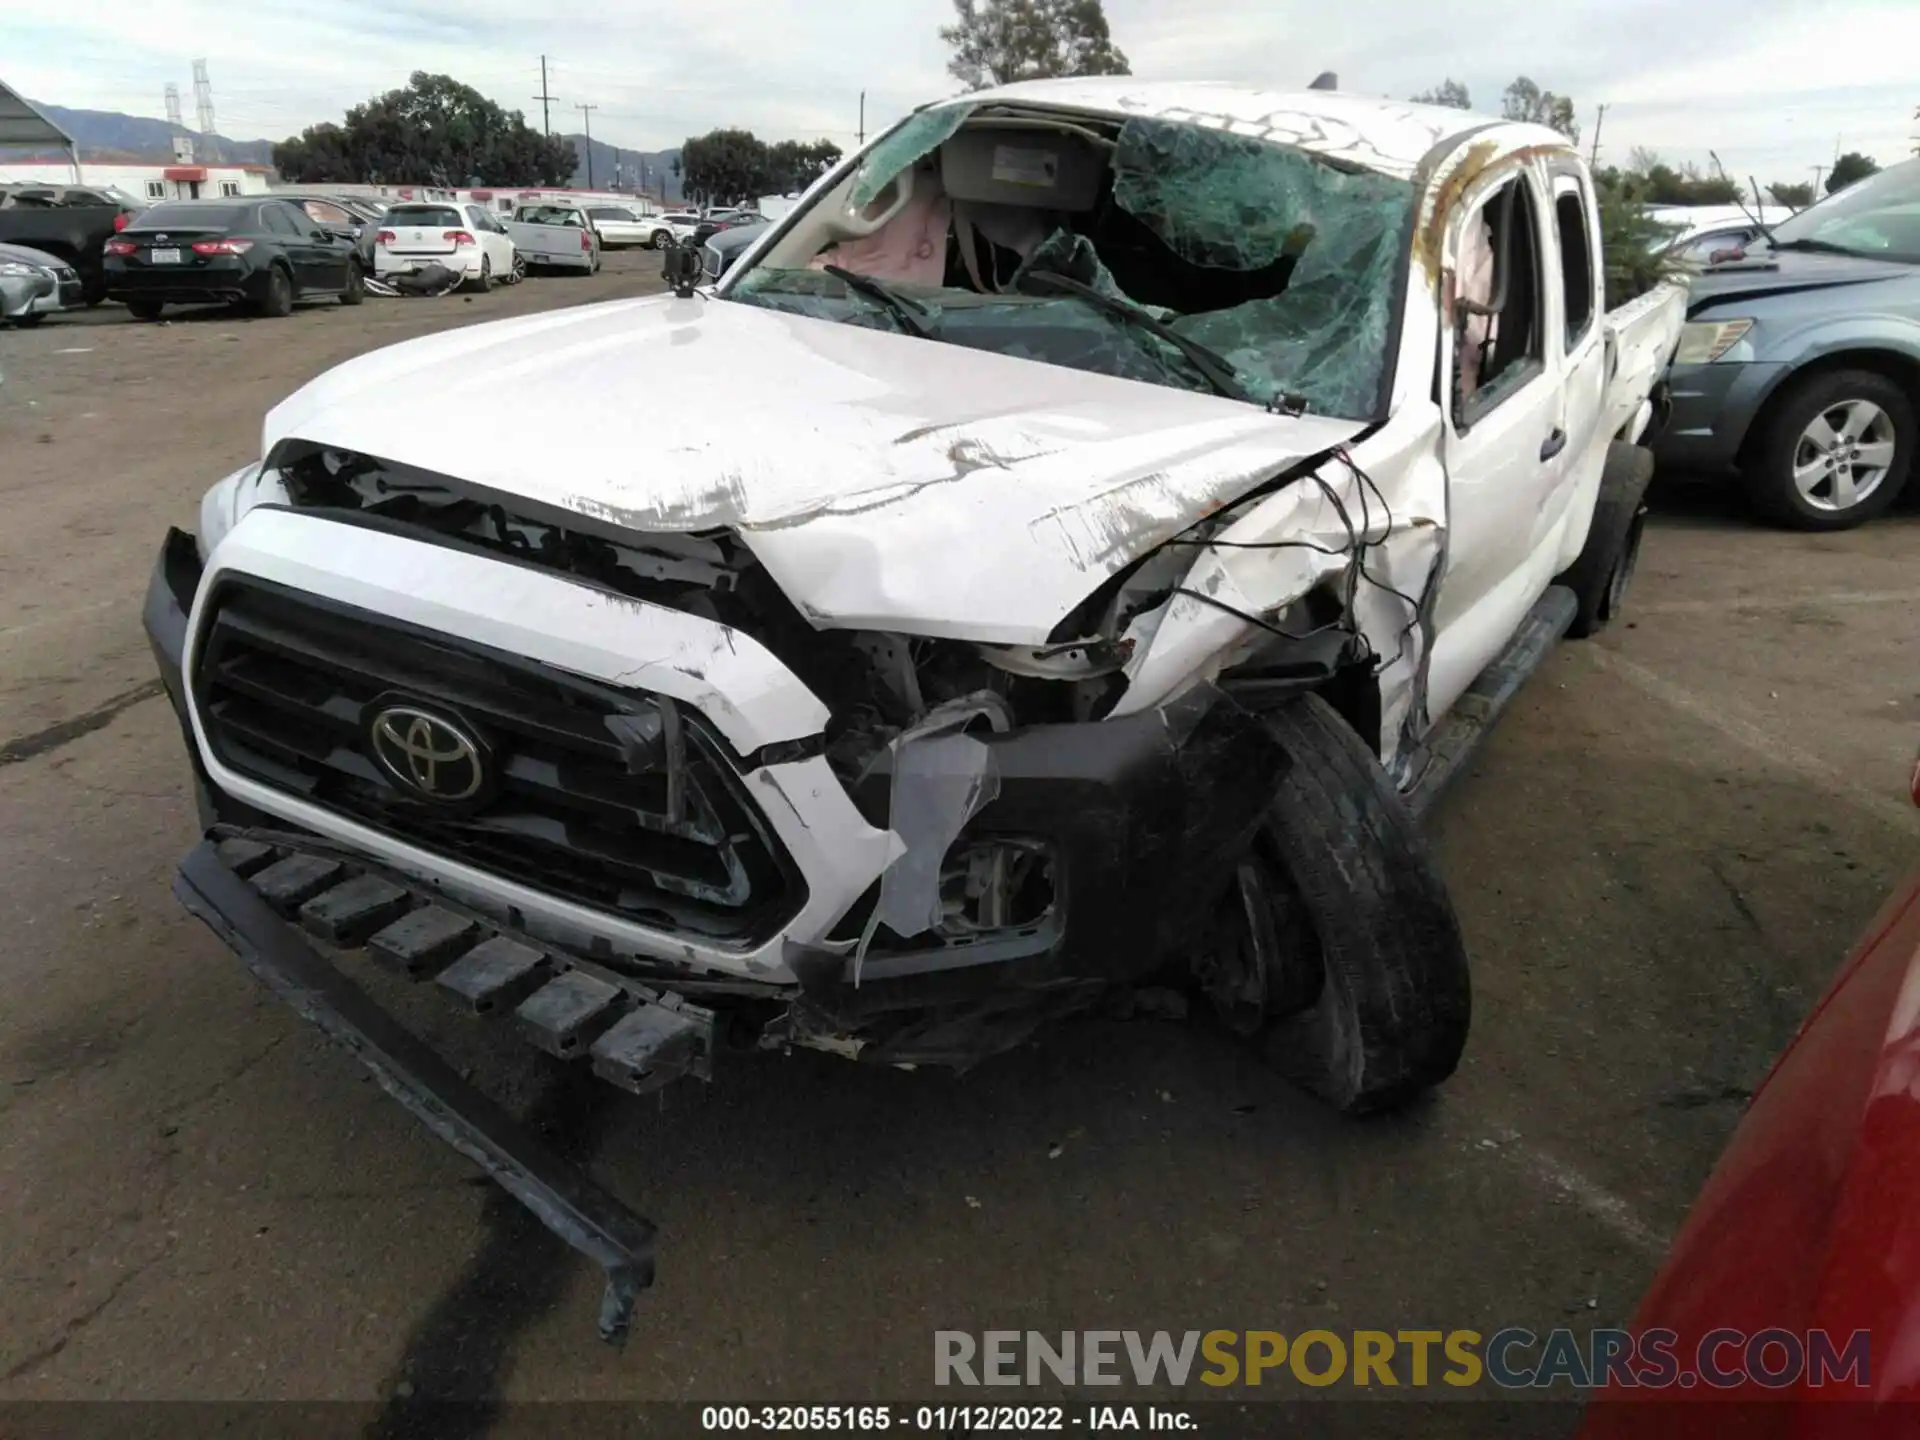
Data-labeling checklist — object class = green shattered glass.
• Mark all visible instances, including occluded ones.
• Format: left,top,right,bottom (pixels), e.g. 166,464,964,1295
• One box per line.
848,106,974,209
1114,118,1414,416
730,114,1416,420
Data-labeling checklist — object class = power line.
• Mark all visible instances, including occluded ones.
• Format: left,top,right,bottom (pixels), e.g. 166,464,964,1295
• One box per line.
534,55,556,137
576,102,599,186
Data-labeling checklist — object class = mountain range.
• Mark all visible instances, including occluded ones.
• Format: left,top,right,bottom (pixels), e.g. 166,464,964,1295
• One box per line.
9,102,684,199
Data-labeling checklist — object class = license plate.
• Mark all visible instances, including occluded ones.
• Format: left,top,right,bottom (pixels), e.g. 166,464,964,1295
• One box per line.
150,248,182,264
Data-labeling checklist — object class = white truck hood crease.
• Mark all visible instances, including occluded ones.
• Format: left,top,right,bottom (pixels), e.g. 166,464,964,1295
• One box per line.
263,293,1367,644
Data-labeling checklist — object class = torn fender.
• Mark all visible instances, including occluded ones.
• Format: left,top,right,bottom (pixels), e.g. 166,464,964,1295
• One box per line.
1113,419,1446,767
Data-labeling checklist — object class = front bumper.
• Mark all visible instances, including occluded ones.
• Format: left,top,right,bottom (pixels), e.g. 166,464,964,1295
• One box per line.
1651,360,1788,475
148,515,1288,1006
0,269,54,318
145,515,1291,1331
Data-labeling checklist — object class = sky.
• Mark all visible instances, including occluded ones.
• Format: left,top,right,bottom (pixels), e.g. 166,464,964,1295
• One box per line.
6,0,1916,183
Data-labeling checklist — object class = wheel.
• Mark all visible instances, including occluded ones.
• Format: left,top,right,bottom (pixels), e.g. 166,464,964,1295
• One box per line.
469,256,493,293
127,298,164,321
338,261,365,306
1557,441,1654,638
1199,695,1471,1115
651,229,671,250
13,312,45,328
257,266,294,318
1743,368,1913,530
506,253,527,284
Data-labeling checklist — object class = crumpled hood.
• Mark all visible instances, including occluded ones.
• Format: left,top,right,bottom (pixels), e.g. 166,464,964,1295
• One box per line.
263,293,1365,643
1687,247,1917,312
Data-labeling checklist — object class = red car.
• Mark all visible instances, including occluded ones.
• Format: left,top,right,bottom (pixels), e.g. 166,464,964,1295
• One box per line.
1579,753,1920,1434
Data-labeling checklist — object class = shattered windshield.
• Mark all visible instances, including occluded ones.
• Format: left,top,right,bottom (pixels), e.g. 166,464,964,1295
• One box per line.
727,113,1415,420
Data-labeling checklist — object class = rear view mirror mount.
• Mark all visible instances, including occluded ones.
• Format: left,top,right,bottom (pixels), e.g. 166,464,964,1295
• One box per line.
662,241,702,298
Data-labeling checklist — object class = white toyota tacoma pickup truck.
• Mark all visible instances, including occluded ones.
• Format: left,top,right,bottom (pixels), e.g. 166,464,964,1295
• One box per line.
145,80,1683,1337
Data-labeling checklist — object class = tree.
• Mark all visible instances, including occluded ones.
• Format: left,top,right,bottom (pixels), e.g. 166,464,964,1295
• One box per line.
1410,80,1472,110
764,139,844,195
1609,148,1739,206
1767,180,1815,209
274,72,574,186
1827,152,1879,194
940,0,1129,90
1594,168,1676,309
1501,77,1579,144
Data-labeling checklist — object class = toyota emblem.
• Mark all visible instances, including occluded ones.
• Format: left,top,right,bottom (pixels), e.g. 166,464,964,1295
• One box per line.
367,703,487,802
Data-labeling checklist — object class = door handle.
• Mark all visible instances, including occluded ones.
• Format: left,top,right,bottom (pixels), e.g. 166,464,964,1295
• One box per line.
1540,428,1568,461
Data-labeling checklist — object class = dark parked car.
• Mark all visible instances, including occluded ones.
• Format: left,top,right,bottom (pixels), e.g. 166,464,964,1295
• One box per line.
691,211,762,247
700,218,769,280
277,193,387,268
1654,157,1920,530
0,184,144,305
104,198,366,320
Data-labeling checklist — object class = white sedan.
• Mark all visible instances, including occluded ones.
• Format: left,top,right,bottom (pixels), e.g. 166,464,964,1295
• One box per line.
375,202,522,291
584,205,656,248
643,212,702,248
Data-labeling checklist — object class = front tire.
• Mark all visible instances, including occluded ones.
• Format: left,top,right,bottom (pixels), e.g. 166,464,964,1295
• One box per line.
13,312,45,328
651,229,671,250
1558,441,1654,638
506,253,527,284
1743,368,1913,531
127,298,164,321
1203,695,1471,1115
338,261,365,306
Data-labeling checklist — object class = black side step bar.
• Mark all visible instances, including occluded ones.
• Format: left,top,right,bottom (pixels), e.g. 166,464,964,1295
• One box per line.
1402,584,1579,821
174,840,657,1344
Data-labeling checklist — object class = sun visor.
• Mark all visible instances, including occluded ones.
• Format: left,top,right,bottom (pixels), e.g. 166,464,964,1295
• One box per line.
939,127,1103,212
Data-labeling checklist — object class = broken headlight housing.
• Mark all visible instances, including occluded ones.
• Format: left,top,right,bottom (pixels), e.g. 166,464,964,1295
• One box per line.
195,462,288,561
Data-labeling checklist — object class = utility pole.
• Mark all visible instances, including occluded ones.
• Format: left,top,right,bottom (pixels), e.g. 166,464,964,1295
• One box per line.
577,103,599,187
1589,103,1607,167
857,91,865,146
534,56,556,137
1811,164,1825,200
192,58,215,135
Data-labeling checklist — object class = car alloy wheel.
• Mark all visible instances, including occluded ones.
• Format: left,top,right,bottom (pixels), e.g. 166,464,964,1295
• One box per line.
1792,398,1897,513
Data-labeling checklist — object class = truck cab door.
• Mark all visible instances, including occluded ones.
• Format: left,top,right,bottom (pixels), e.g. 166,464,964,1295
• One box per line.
1426,161,1569,721
1547,167,1610,562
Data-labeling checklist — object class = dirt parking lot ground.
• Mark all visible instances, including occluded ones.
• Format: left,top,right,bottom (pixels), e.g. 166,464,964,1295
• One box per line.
2,251,1917,1433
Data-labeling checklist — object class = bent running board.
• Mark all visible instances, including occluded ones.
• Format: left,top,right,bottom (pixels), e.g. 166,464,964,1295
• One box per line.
1402,585,1579,821
173,839,658,1344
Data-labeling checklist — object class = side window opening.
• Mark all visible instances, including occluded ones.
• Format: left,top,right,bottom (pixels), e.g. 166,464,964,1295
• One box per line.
1555,187,1594,346
1454,175,1544,424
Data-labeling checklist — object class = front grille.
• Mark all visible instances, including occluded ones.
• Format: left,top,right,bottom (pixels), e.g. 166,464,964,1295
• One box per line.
193,580,805,941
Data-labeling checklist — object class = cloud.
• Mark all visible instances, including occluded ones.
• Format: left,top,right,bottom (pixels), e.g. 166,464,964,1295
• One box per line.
5,0,1913,183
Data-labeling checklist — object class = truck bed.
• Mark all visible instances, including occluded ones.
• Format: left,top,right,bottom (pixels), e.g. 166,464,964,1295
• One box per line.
1602,281,1688,442
503,219,594,269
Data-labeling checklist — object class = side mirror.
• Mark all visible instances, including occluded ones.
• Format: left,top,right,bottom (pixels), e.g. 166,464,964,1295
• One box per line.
662,241,702,298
